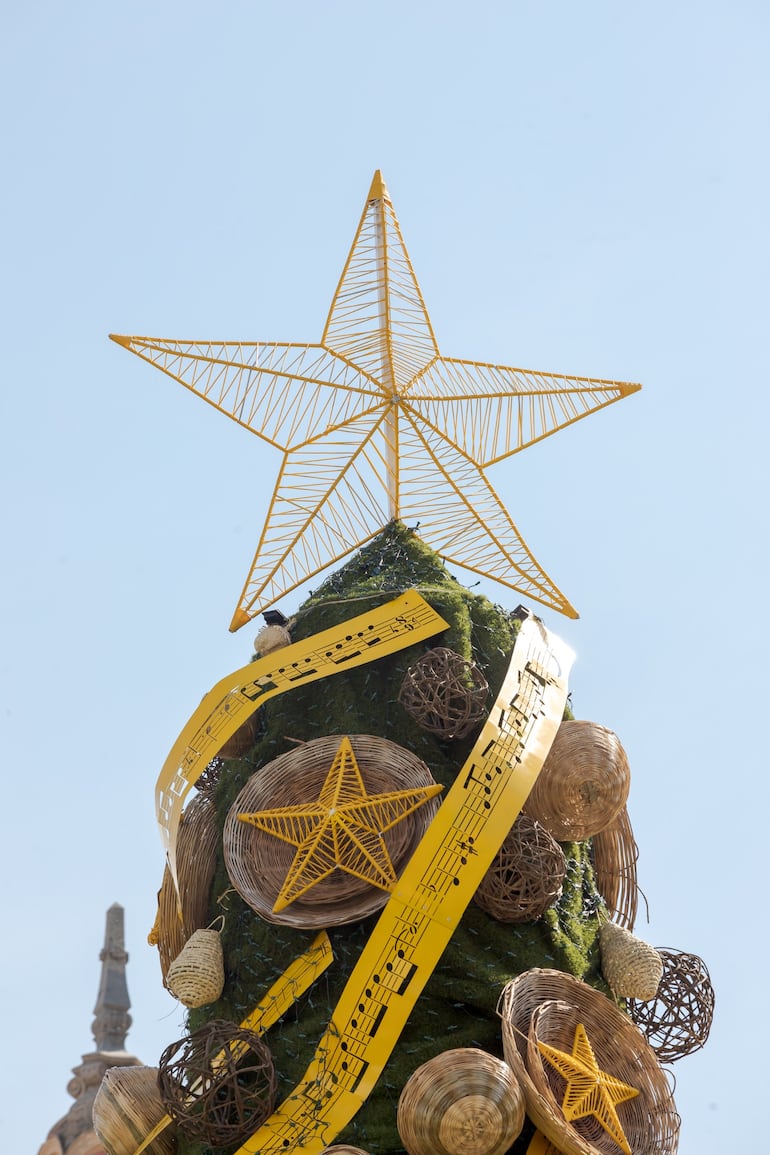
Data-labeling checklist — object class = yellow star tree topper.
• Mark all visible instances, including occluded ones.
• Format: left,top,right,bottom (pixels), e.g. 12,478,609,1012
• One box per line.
111,171,640,631
237,736,442,912
538,1023,640,1154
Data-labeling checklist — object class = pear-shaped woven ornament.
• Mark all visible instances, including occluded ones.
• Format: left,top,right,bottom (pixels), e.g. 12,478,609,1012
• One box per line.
166,922,225,1008
599,920,663,1000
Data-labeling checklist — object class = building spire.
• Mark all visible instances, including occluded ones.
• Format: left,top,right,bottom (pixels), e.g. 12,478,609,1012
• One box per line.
92,902,132,1050
38,904,141,1155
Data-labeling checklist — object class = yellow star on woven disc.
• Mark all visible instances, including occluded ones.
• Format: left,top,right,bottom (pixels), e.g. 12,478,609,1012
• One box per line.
237,736,442,912
538,1023,639,1154
111,170,640,631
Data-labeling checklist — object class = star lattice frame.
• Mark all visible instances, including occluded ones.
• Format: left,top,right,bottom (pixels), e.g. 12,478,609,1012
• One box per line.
111,171,640,631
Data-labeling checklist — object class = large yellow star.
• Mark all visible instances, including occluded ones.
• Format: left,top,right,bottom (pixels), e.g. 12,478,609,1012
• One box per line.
237,736,442,912
538,1022,639,1154
111,171,640,631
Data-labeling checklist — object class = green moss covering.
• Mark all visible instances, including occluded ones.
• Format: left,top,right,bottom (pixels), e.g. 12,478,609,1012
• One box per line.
179,524,607,1155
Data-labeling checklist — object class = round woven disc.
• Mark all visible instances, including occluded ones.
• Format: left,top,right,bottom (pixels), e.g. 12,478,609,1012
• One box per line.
523,720,630,840
224,734,441,928
397,1048,525,1155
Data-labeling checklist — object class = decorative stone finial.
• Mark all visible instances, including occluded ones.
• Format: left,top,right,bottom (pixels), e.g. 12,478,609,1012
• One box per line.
92,902,132,1051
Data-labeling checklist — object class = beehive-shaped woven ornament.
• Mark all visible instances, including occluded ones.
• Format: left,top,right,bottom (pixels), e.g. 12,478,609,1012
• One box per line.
165,920,225,1008
599,921,662,1000
523,720,630,841
398,647,489,739
397,1048,526,1155
473,814,566,923
92,1066,176,1155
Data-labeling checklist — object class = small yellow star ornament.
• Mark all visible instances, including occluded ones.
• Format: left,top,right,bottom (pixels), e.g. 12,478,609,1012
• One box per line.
538,1022,639,1154
237,736,442,911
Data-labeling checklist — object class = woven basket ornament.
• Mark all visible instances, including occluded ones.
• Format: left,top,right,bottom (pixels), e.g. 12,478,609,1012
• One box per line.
153,792,219,983
157,1019,277,1147
473,814,567,923
92,1066,176,1155
522,720,631,841
499,968,680,1155
599,921,662,1000
398,647,489,740
397,1048,526,1155
320,1147,371,1155
628,948,715,1062
165,919,225,1008
224,734,441,928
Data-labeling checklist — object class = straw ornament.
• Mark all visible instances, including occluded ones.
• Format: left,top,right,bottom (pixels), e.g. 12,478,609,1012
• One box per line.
157,1019,277,1147
522,721,630,841
398,647,489,739
165,918,225,1008
320,1147,371,1155
599,921,662,1000
499,968,679,1155
628,948,715,1062
224,734,441,928
154,792,218,983
473,814,566,923
92,1066,176,1155
591,805,639,930
397,1048,525,1155
254,621,292,655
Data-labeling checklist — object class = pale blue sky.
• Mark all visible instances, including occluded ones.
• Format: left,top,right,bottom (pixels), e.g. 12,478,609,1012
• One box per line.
2,4,768,1153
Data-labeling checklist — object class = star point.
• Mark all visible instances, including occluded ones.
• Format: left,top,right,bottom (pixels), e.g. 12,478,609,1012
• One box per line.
113,171,640,630
238,736,442,911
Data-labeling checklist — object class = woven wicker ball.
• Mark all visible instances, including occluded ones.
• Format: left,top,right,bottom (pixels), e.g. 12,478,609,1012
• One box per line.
473,814,566,923
157,1020,277,1147
398,647,489,740
599,921,662,1000
92,1066,176,1155
628,948,715,1062
500,968,680,1155
397,1048,525,1155
522,720,630,841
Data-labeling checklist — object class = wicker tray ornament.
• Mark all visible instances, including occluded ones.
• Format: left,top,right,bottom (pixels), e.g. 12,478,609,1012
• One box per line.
157,1019,277,1147
152,792,219,983
499,969,679,1155
473,814,567,923
92,1066,176,1155
628,948,715,1062
224,734,442,928
591,805,639,931
522,721,630,841
397,1048,525,1155
398,647,489,740
599,921,662,1001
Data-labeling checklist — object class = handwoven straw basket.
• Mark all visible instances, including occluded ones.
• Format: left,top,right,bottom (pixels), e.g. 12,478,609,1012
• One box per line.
155,792,218,982
166,925,225,1008
499,969,679,1155
591,805,639,930
523,721,630,841
223,734,441,928
92,1066,176,1155
599,921,662,1000
397,1048,525,1155
320,1147,371,1155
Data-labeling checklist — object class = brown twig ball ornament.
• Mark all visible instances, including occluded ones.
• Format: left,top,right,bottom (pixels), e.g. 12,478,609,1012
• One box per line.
398,647,489,740
157,1020,277,1146
628,948,715,1062
473,814,566,923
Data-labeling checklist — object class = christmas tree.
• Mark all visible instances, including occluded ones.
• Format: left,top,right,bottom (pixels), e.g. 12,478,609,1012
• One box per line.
98,173,713,1155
